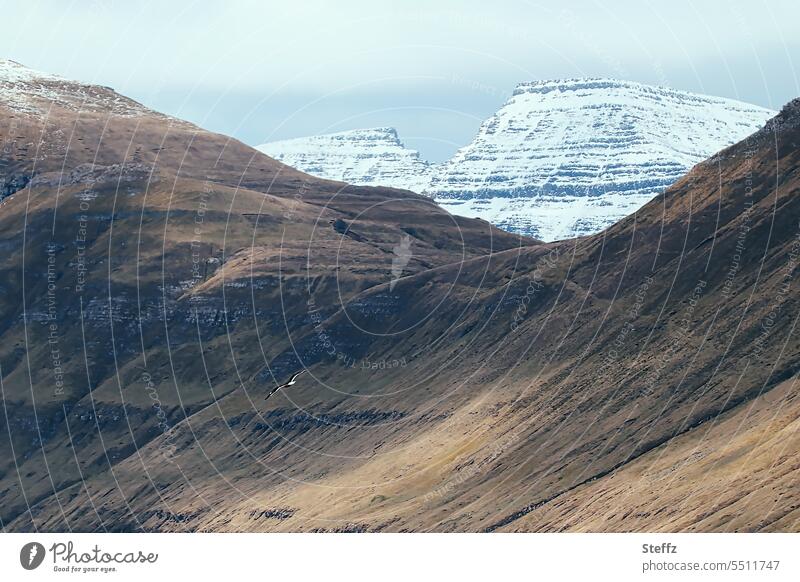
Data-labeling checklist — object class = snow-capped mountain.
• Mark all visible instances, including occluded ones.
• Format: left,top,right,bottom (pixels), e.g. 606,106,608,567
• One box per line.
256,127,432,193
1,59,191,202
430,79,775,240
258,79,777,241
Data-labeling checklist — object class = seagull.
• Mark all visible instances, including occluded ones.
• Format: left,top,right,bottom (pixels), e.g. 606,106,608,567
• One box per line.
264,370,306,401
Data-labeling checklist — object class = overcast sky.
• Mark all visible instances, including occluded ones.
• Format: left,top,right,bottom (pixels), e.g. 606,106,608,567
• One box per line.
3,0,798,161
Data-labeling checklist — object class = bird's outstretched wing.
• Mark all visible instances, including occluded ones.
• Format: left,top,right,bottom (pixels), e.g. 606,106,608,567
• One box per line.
264,385,282,401
287,369,306,384
264,370,306,401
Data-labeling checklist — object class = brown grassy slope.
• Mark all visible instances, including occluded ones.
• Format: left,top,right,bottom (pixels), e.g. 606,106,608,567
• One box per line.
501,372,800,532
0,67,530,530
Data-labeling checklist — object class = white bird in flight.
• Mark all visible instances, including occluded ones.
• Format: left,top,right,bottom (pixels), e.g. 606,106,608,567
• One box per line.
265,370,306,401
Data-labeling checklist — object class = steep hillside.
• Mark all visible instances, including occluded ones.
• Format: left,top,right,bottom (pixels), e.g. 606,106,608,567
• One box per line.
0,61,530,531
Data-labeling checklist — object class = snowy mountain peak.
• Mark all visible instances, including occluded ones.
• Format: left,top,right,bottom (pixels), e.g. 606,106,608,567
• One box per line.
257,127,432,192
512,77,679,96
0,59,170,119
0,59,64,83
512,77,635,96
354,126,399,138
509,77,774,114
429,79,775,240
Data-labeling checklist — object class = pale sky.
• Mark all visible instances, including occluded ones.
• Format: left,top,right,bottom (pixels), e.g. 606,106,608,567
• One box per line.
2,0,798,161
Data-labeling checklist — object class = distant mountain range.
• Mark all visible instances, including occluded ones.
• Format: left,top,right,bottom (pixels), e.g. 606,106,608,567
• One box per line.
258,79,775,240
258,127,432,194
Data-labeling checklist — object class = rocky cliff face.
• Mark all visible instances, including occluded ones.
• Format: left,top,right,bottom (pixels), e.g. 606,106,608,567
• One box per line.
259,79,775,241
